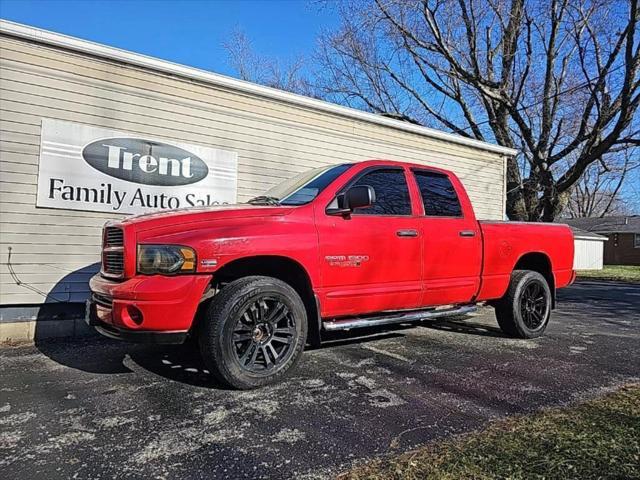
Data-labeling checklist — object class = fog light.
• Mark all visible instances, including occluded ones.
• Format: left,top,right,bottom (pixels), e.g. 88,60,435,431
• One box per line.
123,305,144,327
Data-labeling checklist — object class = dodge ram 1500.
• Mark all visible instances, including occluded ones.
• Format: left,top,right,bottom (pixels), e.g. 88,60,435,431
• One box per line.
88,160,575,389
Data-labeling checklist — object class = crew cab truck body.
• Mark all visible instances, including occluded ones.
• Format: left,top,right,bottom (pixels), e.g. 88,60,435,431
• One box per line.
88,160,575,388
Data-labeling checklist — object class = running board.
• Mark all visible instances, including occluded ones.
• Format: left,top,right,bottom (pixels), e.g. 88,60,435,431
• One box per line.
322,305,477,332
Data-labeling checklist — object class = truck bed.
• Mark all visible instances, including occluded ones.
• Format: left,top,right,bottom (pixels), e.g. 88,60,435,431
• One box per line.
476,221,575,302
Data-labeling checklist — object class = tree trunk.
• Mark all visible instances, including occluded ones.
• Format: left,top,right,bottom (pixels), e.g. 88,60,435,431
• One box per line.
505,157,528,220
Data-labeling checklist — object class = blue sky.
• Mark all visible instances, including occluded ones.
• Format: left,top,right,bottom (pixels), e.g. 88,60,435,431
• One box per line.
0,0,336,76
1,0,638,213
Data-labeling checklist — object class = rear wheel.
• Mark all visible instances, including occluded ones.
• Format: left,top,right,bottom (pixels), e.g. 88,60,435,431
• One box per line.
495,270,552,339
198,276,307,389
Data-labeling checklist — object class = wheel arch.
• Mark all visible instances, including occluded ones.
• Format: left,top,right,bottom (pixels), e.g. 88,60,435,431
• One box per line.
513,252,556,308
201,255,321,347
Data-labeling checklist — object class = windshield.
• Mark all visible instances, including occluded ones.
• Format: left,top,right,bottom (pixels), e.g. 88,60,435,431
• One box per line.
250,163,353,206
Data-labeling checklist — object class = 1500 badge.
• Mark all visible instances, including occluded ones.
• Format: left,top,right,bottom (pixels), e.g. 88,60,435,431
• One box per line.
325,255,370,267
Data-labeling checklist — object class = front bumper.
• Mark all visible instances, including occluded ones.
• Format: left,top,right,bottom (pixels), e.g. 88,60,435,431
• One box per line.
86,308,188,344
87,273,212,343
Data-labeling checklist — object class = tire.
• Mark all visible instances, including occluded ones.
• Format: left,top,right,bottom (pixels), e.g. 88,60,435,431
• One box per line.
198,276,308,389
495,270,552,339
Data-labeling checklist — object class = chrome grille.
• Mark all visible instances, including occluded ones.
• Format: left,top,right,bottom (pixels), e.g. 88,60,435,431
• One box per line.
102,226,124,277
92,293,113,308
103,252,124,276
104,227,124,247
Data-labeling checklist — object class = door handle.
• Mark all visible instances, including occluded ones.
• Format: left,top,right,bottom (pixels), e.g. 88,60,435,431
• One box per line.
396,229,419,237
459,230,476,237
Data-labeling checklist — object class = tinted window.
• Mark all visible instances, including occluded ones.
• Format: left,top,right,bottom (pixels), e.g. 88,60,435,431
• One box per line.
351,169,411,215
414,171,462,217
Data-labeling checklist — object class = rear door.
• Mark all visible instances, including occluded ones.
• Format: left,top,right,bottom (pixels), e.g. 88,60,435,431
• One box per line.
411,169,482,306
316,167,422,317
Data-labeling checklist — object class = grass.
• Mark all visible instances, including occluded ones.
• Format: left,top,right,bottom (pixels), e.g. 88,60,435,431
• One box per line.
577,265,640,283
339,385,640,480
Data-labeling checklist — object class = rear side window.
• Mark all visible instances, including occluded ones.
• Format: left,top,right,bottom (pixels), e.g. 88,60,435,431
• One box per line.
414,170,462,217
351,169,411,216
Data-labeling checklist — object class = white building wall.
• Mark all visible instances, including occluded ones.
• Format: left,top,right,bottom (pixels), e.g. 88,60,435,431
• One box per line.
573,238,606,270
0,23,514,306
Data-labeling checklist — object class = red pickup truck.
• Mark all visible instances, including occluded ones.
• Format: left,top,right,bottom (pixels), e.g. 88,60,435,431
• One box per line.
88,160,575,388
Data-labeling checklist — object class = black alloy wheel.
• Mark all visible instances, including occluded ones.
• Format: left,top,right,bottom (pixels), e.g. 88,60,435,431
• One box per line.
231,296,297,374
199,276,307,389
519,280,549,331
495,269,552,339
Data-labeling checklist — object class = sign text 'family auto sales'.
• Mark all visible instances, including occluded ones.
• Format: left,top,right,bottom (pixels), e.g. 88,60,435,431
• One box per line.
36,119,238,215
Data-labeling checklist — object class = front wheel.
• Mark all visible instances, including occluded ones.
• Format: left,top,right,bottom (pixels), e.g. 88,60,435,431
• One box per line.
495,270,552,339
198,276,308,389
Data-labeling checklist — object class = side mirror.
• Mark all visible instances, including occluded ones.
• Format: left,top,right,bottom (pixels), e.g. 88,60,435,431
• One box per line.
327,185,376,215
346,185,375,210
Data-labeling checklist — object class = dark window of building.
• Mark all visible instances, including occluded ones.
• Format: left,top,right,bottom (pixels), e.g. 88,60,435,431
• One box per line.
634,233,640,248
414,170,463,217
351,169,412,216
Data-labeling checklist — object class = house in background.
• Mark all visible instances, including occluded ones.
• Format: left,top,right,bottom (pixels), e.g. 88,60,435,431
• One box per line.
569,228,608,270
563,216,640,266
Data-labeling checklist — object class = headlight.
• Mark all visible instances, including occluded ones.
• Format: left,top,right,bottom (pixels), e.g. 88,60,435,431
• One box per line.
137,245,196,275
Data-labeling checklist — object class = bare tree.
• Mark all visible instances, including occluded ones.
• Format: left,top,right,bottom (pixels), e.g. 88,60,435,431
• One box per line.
314,0,640,221
565,148,640,217
224,29,314,96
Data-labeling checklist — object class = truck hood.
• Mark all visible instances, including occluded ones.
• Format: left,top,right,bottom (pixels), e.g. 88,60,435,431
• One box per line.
116,204,294,231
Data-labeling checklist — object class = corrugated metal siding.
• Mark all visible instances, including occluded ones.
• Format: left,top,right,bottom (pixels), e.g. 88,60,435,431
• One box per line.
0,34,507,305
574,238,605,270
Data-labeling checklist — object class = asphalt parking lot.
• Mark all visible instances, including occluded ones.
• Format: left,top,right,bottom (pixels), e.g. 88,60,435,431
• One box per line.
1,281,639,479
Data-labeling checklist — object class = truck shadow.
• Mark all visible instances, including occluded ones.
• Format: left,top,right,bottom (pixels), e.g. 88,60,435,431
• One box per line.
31,280,639,390
29,266,509,389
422,317,504,337
33,330,413,390
24,261,422,385
29,266,416,387
30,262,100,341
28,266,521,389
32,263,129,374
130,331,411,388
29,264,218,384
33,317,496,390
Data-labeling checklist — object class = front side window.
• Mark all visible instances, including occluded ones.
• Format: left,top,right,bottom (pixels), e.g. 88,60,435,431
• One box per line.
350,169,412,216
414,170,463,217
634,233,640,248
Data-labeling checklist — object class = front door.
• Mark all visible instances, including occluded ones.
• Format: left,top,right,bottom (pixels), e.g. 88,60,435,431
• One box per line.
316,167,422,318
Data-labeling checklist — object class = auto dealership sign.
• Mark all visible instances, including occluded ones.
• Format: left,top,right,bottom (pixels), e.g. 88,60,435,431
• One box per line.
36,119,238,214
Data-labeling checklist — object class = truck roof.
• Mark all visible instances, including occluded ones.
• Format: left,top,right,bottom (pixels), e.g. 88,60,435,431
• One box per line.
353,159,456,177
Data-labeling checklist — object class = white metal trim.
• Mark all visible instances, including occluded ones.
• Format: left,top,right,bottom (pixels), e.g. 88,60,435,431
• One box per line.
574,236,608,242
0,19,518,157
